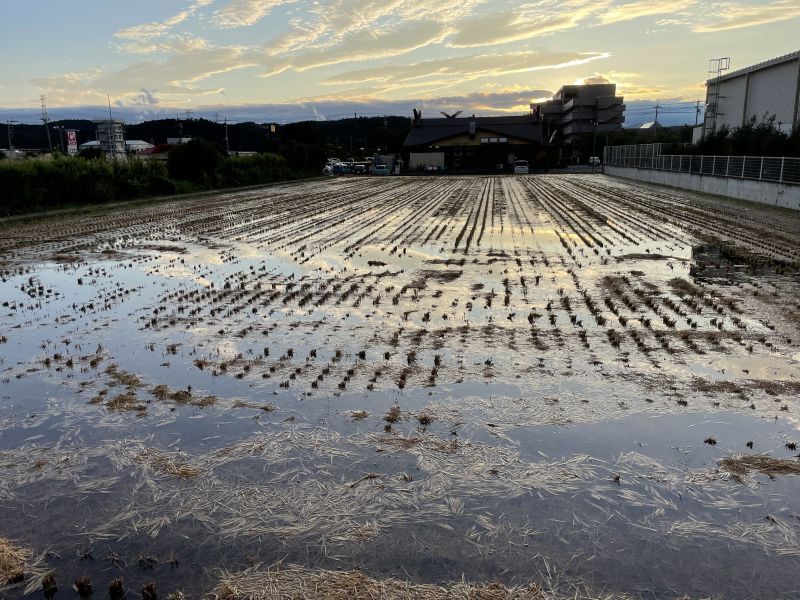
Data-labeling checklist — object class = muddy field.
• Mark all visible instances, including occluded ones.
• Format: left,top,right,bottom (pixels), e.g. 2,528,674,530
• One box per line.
1,174,800,599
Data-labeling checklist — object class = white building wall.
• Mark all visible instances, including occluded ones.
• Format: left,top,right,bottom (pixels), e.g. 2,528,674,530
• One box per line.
746,60,799,130
704,53,800,137
716,76,747,130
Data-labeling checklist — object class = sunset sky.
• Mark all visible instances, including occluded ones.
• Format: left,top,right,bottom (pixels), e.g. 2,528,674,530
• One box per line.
1,0,798,124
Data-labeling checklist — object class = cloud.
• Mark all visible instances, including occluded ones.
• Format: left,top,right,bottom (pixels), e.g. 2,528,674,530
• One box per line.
213,0,294,28
31,46,257,106
132,88,160,106
117,35,212,55
693,0,800,32
115,0,213,40
259,20,450,76
597,0,696,25
447,7,589,48
322,51,610,88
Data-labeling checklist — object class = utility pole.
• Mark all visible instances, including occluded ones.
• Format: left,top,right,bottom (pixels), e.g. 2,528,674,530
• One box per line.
654,101,660,139
695,99,701,126
40,95,53,150
224,117,230,155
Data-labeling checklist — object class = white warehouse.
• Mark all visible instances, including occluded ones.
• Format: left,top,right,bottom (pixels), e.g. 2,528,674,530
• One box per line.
703,50,800,137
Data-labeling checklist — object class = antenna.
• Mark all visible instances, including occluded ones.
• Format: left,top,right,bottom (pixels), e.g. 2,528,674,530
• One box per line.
41,95,53,151
440,111,463,119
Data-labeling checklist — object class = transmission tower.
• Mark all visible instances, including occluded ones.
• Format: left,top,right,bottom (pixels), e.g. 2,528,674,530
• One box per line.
6,117,19,152
41,95,53,150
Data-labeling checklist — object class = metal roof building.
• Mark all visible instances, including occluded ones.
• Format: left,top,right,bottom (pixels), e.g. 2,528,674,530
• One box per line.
404,114,543,148
704,50,800,137
403,113,543,172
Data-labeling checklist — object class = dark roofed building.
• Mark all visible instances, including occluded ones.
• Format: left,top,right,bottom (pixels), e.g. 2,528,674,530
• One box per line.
403,111,544,172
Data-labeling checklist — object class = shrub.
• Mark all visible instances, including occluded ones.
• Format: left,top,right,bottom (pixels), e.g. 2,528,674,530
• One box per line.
167,140,223,184
0,156,174,216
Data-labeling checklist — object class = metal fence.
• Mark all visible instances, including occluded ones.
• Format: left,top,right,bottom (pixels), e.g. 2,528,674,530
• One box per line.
603,146,800,185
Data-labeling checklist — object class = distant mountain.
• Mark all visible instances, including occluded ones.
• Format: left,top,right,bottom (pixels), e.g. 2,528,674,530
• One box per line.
2,116,413,155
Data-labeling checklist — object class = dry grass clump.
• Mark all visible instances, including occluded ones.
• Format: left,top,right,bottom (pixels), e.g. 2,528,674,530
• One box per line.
105,364,142,388
212,564,546,600
720,455,800,482
384,406,402,424
350,410,369,421
691,378,742,394
0,537,30,588
231,400,274,411
152,385,218,407
135,449,203,479
417,413,434,427
377,434,460,453
106,390,148,415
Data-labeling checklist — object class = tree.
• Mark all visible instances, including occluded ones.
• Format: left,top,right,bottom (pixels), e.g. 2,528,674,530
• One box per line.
167,140,223,184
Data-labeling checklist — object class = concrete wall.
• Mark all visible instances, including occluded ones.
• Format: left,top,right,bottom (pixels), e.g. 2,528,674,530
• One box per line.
604,165,800,210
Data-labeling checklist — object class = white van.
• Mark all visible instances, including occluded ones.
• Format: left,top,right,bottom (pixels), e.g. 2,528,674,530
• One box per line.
513,160,529,174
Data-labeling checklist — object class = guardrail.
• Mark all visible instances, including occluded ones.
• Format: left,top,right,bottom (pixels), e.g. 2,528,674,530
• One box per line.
603,153,800,185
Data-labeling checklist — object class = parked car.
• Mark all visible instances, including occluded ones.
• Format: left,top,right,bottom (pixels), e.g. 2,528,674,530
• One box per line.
513,159,529,174
589,156,601,167
332,163,351,175
353,164,366,175
372,164,389,175
321,165,334,176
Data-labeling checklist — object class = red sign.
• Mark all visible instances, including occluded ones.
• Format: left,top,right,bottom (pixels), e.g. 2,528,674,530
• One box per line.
66,130,78,155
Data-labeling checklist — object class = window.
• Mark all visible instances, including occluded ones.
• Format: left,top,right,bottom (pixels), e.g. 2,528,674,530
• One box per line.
498,137,508,143
489,137,498,143
480,138,489,143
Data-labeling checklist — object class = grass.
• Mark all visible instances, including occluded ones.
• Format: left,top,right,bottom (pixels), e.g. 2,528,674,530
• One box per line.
135,448,203,479
212,563,547,600
106,390,148,415
384,406,402,423
720,455,800,482
0,537,29,587
350,410,369,421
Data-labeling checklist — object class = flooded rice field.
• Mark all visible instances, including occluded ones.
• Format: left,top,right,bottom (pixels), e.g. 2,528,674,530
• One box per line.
1,174,800,599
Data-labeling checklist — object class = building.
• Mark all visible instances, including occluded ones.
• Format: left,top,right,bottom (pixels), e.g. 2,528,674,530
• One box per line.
93,119,126,156
403,111,543,172
536,84,625,160
703,50,800,137
79,139,153,153
126,140,154,153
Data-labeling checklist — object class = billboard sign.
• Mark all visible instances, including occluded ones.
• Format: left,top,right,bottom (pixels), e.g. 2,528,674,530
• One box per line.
66,130,78,155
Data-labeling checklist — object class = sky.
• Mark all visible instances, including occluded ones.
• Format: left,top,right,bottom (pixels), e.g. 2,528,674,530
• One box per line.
0,0,798,126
